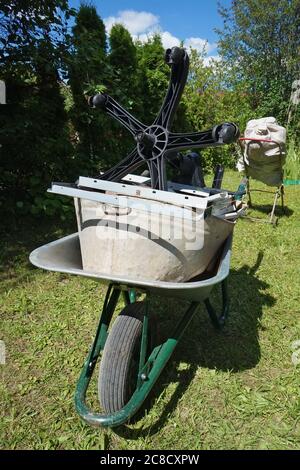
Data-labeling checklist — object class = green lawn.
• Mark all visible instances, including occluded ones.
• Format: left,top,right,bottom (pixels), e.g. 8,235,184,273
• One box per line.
1,171,300,450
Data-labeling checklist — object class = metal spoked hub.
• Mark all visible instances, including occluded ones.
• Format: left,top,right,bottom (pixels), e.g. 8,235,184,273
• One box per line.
89,46,240,190
135,125,169,161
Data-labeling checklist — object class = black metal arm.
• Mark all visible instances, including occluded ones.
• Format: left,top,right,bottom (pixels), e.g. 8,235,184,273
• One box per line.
95,148,142,182
154,47,189,129
89,46,240,191
89,94,146,137
168,123,239,152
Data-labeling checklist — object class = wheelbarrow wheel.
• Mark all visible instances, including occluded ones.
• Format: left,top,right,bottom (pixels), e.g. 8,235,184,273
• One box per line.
98,301,156,414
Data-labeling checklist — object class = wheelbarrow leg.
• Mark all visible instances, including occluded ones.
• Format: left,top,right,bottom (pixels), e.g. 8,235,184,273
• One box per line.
89,284,121,361
122,289,137,305
204,279,229,330
136,301,150,388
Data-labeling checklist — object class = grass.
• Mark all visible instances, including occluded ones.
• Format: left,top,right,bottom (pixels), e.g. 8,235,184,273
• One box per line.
284,138,300,181
0,170,300,450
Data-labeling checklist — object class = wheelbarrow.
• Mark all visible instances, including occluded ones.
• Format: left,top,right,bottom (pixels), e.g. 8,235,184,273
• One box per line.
29,232,232,428
29,46,241,427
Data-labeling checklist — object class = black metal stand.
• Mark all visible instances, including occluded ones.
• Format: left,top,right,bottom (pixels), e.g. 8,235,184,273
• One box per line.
89,47,240,190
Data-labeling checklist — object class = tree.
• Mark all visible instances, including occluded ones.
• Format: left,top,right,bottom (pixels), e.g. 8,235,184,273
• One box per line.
135,35,190,133
0,0,72,82
136,35,170,124
217,0,300,129
0,0,74,216
181,48,251,169
104,24,142,165
68,3,109,171
109,24,139,106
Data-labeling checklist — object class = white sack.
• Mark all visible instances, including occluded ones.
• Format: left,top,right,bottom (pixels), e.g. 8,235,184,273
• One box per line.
237,117,286,186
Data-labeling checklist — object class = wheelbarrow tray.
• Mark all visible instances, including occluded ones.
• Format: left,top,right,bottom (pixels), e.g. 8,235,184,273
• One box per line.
29,232,232,303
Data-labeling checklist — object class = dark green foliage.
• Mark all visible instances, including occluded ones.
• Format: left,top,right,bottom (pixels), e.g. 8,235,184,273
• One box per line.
67,3,110,172
109,25,137,85
136,35,170,124
0,1,74,218
0,0,71,59
109,24,140,112
106,24,141,166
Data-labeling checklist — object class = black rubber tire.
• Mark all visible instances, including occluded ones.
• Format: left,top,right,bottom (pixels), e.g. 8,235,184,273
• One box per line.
98,302,155,414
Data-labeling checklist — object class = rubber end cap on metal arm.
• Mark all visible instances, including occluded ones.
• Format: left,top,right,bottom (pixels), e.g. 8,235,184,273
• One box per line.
213,123,240,144
165,46,185,66
88,93,108,109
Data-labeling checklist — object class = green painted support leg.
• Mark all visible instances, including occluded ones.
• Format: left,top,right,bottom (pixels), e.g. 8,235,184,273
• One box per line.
122,288,136,305
137,301,149,388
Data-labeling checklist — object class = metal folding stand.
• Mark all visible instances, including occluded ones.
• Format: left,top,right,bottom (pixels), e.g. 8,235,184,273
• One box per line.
239,137,285,226
246,179,285,225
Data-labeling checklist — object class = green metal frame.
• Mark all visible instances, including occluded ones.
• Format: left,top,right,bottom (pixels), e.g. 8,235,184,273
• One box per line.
75,280,229,428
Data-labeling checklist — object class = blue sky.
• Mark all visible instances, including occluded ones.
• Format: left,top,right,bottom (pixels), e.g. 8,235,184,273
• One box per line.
69,0,231,60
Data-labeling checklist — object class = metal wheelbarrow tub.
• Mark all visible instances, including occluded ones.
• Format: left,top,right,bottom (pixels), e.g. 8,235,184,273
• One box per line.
29,232,232,303
29,234,232,428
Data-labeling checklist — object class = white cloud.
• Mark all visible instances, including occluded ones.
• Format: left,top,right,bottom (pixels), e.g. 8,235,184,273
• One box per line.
136,30,180,49
160,31,181,49
104,10,218,65
185,37,217,54
104,10,159,35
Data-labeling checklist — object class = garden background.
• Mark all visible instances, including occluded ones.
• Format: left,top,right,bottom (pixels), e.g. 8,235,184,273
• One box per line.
1,0,300,451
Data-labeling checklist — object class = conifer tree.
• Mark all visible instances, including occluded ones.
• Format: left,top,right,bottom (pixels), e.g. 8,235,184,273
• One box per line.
68,3,108,170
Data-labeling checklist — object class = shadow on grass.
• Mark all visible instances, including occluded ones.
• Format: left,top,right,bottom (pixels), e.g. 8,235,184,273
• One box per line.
115,251,276,439
247,203,293,218
0,215,76,293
